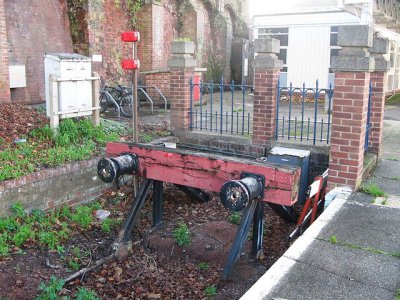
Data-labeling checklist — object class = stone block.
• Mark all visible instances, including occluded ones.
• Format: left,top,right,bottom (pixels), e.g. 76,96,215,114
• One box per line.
371,37,389,54
168,55,197,68
331,56,375,72
254,53,283,69
254,38,280,54
171,41,195,55
373,57,390,72
337,25,373,48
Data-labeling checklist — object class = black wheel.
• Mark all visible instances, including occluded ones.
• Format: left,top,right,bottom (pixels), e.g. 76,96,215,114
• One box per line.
99,93,108,113
120,95,133,117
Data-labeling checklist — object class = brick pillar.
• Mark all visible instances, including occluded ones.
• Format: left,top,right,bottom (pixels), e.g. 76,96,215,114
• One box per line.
369,37,390,157
252,38,282,146
0,0,10,102
168,41,196,136
329,25,374,189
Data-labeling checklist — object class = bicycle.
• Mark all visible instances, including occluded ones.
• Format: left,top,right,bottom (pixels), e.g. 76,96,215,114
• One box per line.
99,77,133,117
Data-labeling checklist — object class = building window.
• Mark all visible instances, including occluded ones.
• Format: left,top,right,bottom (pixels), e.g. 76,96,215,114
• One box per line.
258,27,288,72
329,26,341,73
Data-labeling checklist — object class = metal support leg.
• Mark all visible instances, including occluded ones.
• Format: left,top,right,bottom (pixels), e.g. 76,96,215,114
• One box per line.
115,179,154,244
267,203,299,223
221,199,259,280
252,201,264,256
175,184,210,203
153,180,163,228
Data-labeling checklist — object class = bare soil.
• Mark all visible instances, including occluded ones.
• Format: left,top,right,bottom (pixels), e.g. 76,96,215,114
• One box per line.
0,183,295,300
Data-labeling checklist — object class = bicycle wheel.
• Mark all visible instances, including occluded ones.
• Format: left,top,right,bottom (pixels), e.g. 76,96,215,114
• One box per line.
99,93,108,113
120,94,133,117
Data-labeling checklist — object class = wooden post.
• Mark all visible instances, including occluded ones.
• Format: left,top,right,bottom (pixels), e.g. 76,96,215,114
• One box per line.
49,74,59,134
92,72,100,126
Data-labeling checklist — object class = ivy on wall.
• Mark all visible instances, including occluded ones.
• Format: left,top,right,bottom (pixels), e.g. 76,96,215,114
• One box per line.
66,0,90,55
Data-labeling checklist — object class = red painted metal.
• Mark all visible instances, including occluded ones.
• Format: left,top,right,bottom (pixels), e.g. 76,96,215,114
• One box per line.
106,142,301,206
122,59,140,70
121,31,140,42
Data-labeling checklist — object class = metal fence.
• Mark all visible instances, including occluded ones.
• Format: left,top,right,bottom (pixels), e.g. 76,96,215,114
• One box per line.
189,77,253,135
275,80,334,145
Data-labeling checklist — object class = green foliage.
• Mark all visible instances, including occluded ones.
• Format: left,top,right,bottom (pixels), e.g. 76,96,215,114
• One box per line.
36,275,65,300
71,205,93,229
329,235,337,244
74,288,100,300
204,285,217,297
101,218,119,233
173,222,191,246
0,233,9,256
12,225,34,247
1,118,120,181
359,183,386,198
126,0,143,28
10,202,26,218
228,212,241,225
140,133,154,143
198,262,209,270
38,231,60,250
396,289,400,300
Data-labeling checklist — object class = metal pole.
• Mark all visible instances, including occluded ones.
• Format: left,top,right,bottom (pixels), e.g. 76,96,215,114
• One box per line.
132,41,139,195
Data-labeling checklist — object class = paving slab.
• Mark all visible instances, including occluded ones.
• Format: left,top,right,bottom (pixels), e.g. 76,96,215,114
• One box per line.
267,259,396,300
318,200,400,254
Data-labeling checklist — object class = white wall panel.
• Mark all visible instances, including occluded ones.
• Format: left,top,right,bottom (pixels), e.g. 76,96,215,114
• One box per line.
287,26,331,88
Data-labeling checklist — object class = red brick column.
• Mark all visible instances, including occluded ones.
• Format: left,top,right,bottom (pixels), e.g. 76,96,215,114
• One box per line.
168,41,196,136
329,72,370,188
253,69,280,145
0,0,10,102
369,72,386,156
252,39,282,146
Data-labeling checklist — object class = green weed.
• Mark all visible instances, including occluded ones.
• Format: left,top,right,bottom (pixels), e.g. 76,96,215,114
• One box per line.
36,275,65,300
359,183,386,198
74,287,100,300
101,218,118,233
10,202,26,218
198,262,209,270
38,231,60,250
228,212,241,225
12,225,34,247
0,233,9,256
71,205,93,229
173,222,191,246
329,235,337,244
204,285,217,297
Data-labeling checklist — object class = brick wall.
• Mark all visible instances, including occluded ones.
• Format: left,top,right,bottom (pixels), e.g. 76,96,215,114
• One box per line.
0,0,10,103
369,71,386,156
4,0,73,104
329,72,370,188
141,70,171,104
0,158,112,217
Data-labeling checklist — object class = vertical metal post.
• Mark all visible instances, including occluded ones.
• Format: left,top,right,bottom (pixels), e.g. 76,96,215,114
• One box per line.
301,83,305,141
313,80,319,145
189,77,193,130
152,180,163,228
275,79,280,140
200,80,203,130
132,40,139,195
220,76,224,135
252,201,264,256
288,82,293,140
242,81,246,135
327,84,333,144
210,80,213,132
231,80,234,134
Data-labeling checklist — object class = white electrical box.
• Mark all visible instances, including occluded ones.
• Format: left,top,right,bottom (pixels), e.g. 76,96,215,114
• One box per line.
9,65,27,88
44,53,92,117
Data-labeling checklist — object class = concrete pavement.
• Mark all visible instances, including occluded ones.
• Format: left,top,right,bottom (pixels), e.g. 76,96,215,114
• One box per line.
241,104,400,300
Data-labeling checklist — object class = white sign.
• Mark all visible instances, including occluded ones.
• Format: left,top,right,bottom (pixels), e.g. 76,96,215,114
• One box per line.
244,59,248,77
92,54,103,62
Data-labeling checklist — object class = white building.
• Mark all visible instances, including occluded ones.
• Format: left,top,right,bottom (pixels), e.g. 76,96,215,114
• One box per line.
252,0,400,92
